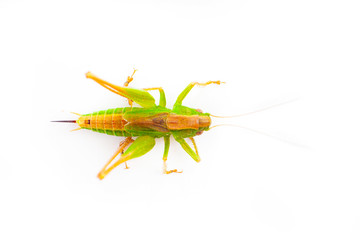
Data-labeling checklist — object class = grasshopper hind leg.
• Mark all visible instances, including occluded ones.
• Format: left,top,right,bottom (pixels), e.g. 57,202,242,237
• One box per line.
98,136,156,180
97,137,134,179
85,70,156,109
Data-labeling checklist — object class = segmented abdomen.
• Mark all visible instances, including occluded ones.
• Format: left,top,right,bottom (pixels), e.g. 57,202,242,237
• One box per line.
77,108,130,136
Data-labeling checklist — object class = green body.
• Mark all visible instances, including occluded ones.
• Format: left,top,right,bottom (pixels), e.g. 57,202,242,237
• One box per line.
80,106,210,139
73,71,221,179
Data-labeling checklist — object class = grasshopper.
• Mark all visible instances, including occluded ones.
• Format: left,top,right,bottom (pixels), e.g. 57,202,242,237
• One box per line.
54,70,223,180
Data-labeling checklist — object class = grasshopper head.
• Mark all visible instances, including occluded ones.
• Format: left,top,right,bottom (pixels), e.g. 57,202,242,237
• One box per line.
166,107,211,133
195,109,211,135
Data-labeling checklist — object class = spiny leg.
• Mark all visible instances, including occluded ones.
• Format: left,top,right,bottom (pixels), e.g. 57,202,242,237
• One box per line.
97,137,134,179
163,135,182,174
98,136,156,180
174,81,224,106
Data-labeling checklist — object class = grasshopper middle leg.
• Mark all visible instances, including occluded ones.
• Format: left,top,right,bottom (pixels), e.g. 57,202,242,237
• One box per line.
163,135,182,174
143,87,166,107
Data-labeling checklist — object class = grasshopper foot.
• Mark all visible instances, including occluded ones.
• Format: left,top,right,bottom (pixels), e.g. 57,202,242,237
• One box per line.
163,160,182,174
164,169,183,174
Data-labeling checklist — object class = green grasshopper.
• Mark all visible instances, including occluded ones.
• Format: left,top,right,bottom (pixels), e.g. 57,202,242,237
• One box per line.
54,70,223,180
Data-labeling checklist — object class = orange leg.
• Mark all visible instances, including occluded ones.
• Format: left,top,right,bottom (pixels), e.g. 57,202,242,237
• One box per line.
124,162,130,169
85,71,156,109
97,137,134,179
98,136,156,180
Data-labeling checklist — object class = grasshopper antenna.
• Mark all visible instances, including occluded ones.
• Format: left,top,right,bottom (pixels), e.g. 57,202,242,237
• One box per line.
210,124,309,149
210,99,298,118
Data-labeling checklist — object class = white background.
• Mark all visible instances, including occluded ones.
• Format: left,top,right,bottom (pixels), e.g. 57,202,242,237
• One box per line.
1,0,360,239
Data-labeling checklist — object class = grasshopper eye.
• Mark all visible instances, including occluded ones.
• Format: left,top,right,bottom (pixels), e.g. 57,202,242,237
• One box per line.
196,109,203,113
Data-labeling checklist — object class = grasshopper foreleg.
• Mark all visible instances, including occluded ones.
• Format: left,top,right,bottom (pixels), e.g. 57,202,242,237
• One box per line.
174,81,224,106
